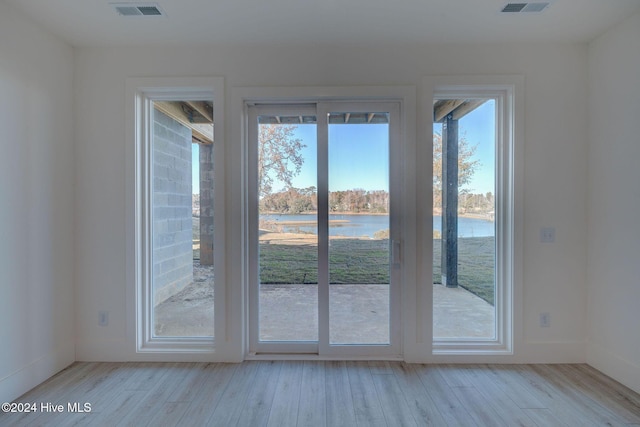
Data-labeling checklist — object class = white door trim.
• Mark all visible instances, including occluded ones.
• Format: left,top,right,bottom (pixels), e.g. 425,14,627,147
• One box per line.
237,87,416,359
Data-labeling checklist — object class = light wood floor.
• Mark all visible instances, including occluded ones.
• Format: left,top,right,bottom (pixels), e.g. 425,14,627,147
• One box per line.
2,362,640,426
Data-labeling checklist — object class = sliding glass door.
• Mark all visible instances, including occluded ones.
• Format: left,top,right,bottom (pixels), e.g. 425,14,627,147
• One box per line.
248,101,401,356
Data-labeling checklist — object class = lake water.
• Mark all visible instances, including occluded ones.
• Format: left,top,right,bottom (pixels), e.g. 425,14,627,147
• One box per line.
261,214,494,238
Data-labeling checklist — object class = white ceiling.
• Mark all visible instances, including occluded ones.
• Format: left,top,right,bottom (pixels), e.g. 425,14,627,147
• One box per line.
3,0,640,47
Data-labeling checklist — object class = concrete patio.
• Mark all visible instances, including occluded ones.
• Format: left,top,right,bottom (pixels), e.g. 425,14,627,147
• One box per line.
258,283,495,342
154,271,495,341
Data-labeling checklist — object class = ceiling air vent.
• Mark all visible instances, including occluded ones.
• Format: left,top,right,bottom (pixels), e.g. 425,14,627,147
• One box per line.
501,2,551,13
502,3,527,12
111,3,165,17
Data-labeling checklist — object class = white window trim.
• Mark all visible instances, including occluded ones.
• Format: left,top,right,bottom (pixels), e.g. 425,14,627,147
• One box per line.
416,75,524,359
125,77,226,356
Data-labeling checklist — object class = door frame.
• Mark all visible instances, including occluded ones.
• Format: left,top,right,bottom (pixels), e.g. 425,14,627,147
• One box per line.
245,96,410,358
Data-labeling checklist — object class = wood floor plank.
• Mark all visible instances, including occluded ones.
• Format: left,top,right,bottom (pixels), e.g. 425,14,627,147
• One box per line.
577,364,640,409
485,365,546,409
325,361,357,427
13,362,94,406
146,401,190,427
530,364,628,427
165,362,211,403
4,363,96,427
556,364,640,424
368,361,393,375
58,364,148,426
74,361,141,409
23,363,129,427
514,365,612,427
71,363,140,412
55,411,95,427
234,361,282,427
436,364,475,388
4,361,640,427
522,408,569,427
413,364,478,427
183,363,238,426
85,390,148,426
390,363,448,426
450,385,505,427
116,363,191,427
372,372,418,426
23,412,73,427
122,362,173,391
266,361,303,427
458,364,537,426
346,361,386,427
207,361,259,427
296,361,326,427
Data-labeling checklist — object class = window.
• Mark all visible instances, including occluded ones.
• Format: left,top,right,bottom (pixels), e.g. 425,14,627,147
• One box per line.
127,77,224,353
425,77,522,355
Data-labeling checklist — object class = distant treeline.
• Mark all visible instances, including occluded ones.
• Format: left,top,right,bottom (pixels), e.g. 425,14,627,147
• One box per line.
260,187,389,214
434,191,494,214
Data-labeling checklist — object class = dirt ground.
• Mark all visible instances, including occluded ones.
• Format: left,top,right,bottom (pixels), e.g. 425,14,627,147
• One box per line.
154,264,215,337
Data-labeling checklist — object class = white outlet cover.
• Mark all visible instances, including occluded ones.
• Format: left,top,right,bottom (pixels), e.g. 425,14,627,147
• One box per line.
540,312,551,327
540,227,556,243
99,311,109,326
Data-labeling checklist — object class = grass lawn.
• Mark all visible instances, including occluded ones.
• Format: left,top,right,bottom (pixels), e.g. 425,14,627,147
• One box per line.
433,237,495,305
258,235,495,305
259,238,390,285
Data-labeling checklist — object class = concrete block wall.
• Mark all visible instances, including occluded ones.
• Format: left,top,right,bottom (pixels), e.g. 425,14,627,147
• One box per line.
153,109,193,305
199,143,214,266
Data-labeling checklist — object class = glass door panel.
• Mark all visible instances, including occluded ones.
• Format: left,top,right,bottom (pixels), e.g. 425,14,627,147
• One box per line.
257,113,318,342
327,112,391,345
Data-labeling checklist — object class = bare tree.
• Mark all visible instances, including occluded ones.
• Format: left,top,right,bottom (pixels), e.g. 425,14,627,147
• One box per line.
258,124,306,198
433,132,480,209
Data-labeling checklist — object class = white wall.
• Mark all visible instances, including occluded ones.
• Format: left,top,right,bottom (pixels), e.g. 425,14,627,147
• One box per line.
0,2,75,402
587,12,640,393
74,42,589,362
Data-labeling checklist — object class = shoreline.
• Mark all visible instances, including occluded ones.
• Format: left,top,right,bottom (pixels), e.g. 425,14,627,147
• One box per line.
258,230,495,243
263,219,349,226
261,211,494,222
262,211,389,216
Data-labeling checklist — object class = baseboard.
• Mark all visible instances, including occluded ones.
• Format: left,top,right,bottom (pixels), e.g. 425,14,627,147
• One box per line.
405,341,586,364
0,345,75,403
76,339,242,363
587,342,640,394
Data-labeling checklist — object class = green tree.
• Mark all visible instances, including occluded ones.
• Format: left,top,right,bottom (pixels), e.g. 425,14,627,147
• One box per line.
259,124,306,198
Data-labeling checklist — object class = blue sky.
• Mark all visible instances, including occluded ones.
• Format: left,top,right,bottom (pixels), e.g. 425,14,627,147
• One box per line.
438,99,496,195
283,123,390,192
192,144,200,193
192,101,495,195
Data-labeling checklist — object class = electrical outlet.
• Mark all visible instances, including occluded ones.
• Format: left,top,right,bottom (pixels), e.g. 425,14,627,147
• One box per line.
540,227,556,243
99,311,109,327
540,312,550,327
